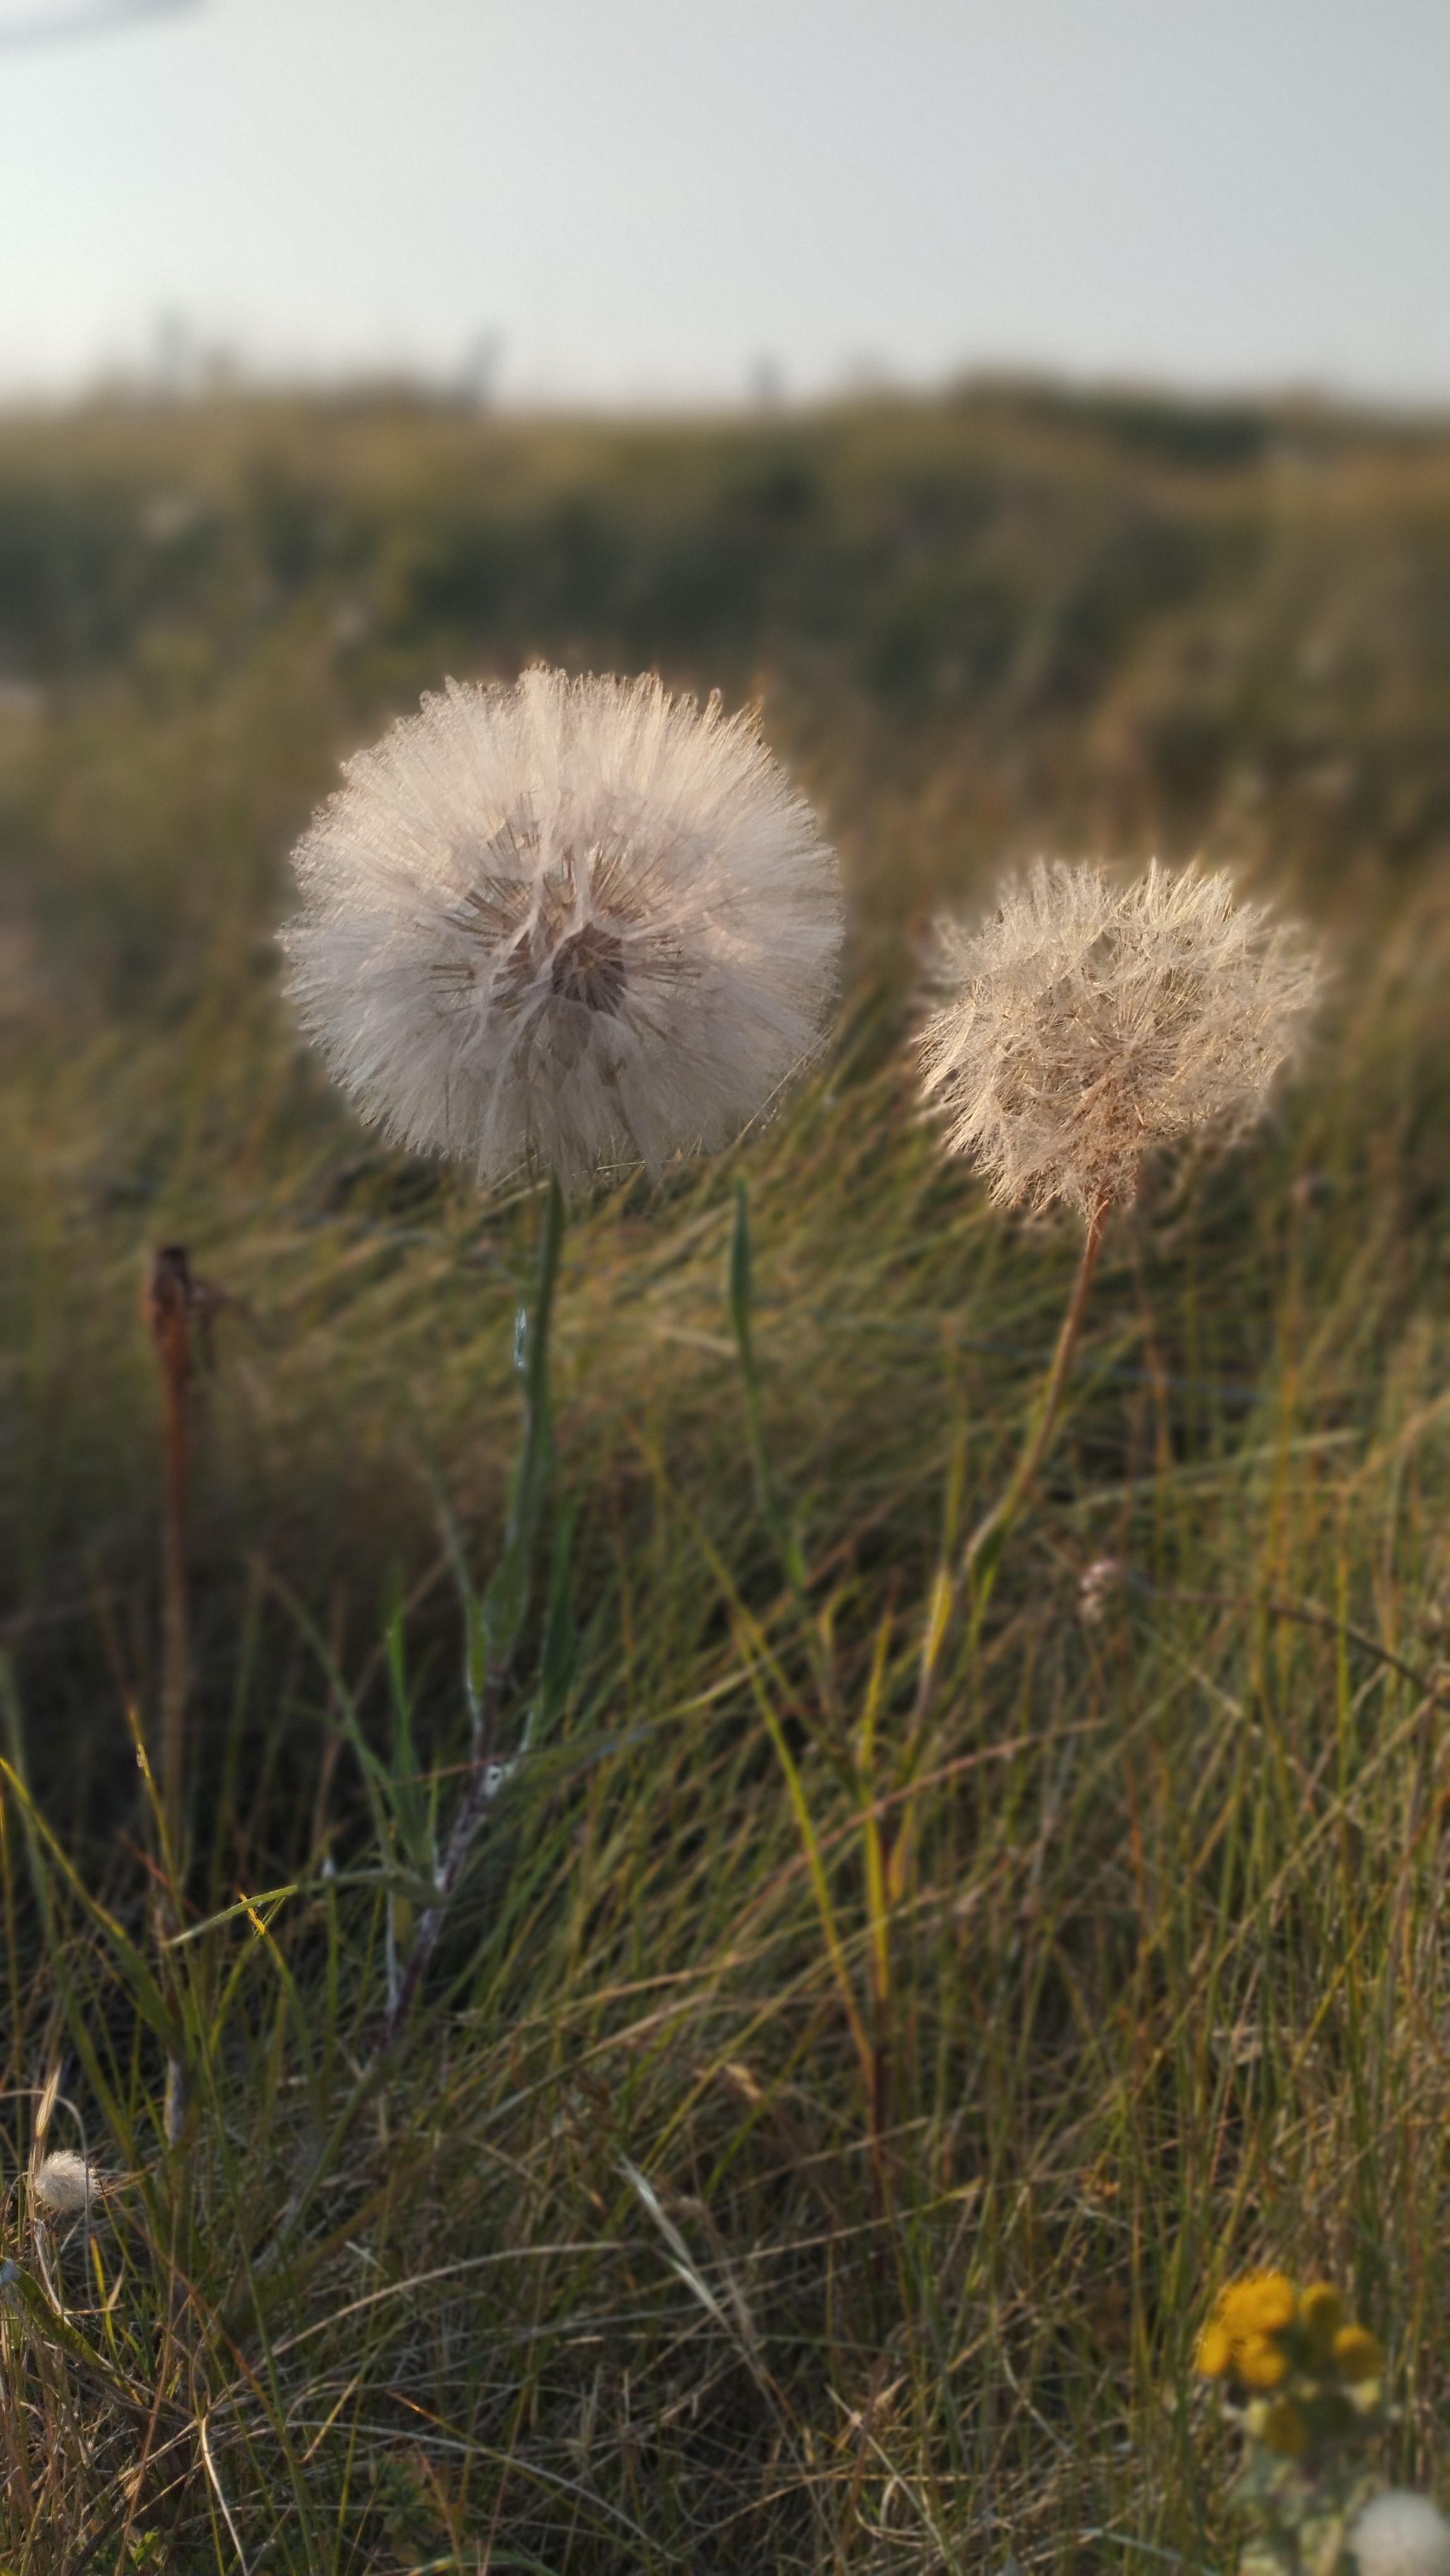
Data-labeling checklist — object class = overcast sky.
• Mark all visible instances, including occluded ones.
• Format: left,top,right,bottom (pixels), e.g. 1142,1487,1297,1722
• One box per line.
1,0,1447,407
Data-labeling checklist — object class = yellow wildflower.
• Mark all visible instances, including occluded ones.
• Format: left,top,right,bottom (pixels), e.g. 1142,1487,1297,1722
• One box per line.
1333,2325,1383,2383
1300,2282,1345,2341
1236,2333,1290,2390
1261,2398,1309,2457
1196,2318,1233,2377
1219,2273,1297,2340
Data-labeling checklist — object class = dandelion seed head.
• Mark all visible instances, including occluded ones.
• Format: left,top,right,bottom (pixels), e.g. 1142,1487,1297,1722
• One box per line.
280,667,842,1189
1351,2493,1450,2576
917,859,1319,1220
32,2149,92,2219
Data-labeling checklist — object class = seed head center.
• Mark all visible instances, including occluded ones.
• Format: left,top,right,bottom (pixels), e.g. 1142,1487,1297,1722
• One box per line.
549,919,628,1017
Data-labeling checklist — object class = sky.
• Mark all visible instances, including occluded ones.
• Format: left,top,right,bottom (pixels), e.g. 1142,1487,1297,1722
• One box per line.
1,0,1447,408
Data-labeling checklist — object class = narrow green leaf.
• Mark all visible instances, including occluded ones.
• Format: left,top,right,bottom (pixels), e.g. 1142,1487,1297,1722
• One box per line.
728,1176,755,1386
538,1502,578,1727
0,1757,183,2056
483,1172,565,1671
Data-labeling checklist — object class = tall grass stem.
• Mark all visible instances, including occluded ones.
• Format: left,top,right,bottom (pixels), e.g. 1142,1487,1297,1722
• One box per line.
143,1246,195,1872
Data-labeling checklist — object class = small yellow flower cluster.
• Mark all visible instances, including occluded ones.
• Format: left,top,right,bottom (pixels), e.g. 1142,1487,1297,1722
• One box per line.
1197,2274,1383,2459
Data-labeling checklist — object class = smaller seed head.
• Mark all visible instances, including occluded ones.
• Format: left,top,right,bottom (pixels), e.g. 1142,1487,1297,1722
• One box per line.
32,2149,92,2220
918,859,1319,1220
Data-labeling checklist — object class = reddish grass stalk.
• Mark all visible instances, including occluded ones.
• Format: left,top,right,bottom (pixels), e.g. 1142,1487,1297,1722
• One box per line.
914,1191,1111,1725
963,1191,1111,1575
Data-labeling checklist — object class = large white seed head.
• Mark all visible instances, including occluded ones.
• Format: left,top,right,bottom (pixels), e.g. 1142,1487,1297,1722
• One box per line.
280,668,842,1189
917,857,1319,1220
1351,2493,1450,2576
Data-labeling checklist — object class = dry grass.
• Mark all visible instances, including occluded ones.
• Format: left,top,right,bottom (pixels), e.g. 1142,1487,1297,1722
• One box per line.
0,383,1449,2570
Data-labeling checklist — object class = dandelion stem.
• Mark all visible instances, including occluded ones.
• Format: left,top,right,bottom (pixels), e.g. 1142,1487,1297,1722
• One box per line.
381,1671,506,2048
966,1191,1110,1582
916,1193,1110,1723
220,1184,569,2333
381,1169,565,2047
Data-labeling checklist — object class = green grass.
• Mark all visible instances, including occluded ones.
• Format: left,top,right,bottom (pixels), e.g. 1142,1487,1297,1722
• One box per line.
1,382,1450,2570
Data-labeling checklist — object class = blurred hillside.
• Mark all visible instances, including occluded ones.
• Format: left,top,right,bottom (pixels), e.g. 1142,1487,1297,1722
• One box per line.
3,380,1449,1030
3,380,1450,1808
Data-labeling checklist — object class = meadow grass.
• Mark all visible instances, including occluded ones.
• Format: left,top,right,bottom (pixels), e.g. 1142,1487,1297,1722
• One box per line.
1,385,1449,2570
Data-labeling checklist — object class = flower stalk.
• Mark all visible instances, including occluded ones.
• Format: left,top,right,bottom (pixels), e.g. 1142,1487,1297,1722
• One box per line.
381,1170,566,2046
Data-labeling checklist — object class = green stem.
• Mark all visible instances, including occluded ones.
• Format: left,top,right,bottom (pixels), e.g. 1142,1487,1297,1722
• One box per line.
225,1176,566,2322
386,1169,565,2041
